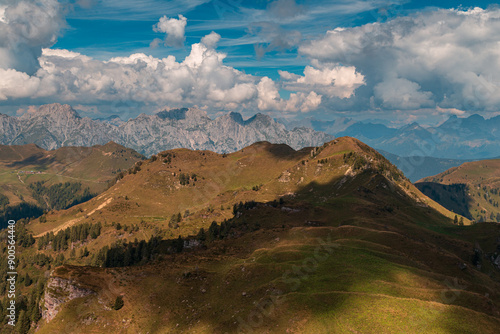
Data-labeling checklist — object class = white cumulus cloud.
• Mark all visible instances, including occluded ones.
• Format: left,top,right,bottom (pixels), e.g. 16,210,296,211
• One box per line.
0,0,66,75
0,3,324,116
0,68,41,100
152,14,187,48
257,77,322,113
281,64,365,99
201,31,221,49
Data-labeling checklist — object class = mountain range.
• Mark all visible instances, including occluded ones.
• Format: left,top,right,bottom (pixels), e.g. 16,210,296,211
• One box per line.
3,103,500,182
280,114,500,160
378,151,473,182
0,104,333,157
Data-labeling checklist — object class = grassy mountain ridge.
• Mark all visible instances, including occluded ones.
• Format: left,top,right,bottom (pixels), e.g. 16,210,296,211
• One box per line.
0,142,144,226
28,137,461,238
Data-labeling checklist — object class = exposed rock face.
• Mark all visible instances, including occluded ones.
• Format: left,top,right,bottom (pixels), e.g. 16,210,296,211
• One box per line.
0,104,334,156
42,275,96,322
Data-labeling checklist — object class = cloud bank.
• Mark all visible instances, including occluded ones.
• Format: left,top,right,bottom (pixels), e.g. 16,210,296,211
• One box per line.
3,2,500,119
299,7,500,112
0,36,333,115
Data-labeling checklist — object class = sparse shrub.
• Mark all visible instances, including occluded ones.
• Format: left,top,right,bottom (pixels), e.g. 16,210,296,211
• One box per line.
252,185,260,191
179,173,190,185
112,296,124,310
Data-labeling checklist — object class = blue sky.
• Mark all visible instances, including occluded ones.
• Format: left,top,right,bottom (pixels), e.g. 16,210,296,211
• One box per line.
57,0,496,78
1,0,500,125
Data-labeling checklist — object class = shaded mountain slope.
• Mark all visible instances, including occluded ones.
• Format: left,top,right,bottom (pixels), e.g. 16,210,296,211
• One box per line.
416,159,500,222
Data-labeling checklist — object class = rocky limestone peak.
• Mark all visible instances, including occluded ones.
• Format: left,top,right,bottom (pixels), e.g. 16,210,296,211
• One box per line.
98,114,124,126
185,107,209,120
156,107,209,121
22,103,81,120
216,111,245,125
245,113,274,127
228,112,244,124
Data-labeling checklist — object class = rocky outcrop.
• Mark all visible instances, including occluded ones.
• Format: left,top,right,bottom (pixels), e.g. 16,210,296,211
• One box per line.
0,104,334,156
42,275,96,322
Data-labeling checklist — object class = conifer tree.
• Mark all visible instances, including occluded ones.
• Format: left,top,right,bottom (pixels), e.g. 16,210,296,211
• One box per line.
17,310,30,334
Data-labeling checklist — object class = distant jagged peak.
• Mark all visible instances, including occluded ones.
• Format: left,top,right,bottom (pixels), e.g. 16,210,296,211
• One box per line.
406,121,422,128
245,112,274,126
438,114,462,128
466,113,486,121
134,113,151,120
21,103,81,119
397,121,427,133
440,113,486,125
227,111,244,124
438,113,488,131
215,111,250,125
155,107,209,121
98,114,123,122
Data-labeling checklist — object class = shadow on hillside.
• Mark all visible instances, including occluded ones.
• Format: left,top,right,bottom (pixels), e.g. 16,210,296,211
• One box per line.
415,182,473,219
6,153,55,168
243,141,308,161
52,170,500,333
134,172,499,332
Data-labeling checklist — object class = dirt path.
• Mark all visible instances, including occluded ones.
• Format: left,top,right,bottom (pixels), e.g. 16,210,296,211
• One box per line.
35,217,84,238
35,197,113,237
86,197,112,216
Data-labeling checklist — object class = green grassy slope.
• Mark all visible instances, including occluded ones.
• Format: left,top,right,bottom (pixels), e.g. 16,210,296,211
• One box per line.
0,142,144,211
416,159,500,222
36,173,500,333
